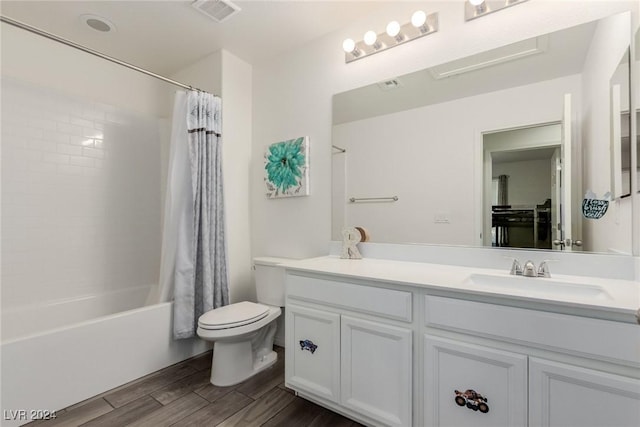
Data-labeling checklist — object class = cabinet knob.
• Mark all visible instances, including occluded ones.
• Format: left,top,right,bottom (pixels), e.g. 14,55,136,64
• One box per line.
299,339,318,354
454,389,489,413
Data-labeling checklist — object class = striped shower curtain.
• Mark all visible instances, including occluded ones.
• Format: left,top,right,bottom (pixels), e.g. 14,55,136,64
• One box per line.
158,90,230,339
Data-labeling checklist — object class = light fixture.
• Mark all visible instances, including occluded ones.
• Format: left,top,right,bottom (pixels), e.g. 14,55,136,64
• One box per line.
386,21,403,42
364,30,382,50
411,10,428,33
468,0,487,13
465,0,529,22
342,38,360,56
343,10,439,63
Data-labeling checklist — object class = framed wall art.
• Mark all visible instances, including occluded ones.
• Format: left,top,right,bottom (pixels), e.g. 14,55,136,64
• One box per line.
264,136,310,198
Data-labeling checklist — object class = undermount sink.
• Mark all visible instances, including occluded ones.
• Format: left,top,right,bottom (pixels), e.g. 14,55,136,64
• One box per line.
463,273,612,301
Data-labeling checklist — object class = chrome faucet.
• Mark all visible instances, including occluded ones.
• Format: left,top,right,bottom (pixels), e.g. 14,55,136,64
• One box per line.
509,259,553,278
537,261,552,278
509,258,523,276
522,260,539,277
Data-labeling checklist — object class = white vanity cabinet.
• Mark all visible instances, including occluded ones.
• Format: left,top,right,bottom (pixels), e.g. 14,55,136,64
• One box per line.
284,261,640,427
529,358,640,427
285,274,413,427
341,316,412,426
424,295,640,427
286,304,340,402
424,336,528,427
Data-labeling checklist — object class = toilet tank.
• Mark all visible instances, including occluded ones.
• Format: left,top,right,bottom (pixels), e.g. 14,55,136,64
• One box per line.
254,257,290,307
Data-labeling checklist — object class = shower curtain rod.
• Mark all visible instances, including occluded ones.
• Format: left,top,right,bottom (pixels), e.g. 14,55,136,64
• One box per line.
0,15,213,95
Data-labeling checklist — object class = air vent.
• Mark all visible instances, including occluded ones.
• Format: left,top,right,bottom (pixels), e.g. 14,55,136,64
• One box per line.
377,79,403,91
192,0,241,23
429,35,549,79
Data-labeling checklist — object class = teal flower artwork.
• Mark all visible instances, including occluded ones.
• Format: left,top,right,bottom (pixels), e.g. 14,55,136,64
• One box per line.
264,136,309,198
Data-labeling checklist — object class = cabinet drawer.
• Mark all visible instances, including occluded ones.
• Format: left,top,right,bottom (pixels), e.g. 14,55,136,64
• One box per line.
529,358,640,427
425,295,640,365
424,335,527,427
287,274,412,322
285,305,340,402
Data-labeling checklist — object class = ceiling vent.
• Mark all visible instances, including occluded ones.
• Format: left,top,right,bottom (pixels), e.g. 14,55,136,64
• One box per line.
192,0,241,23
377,79,403,91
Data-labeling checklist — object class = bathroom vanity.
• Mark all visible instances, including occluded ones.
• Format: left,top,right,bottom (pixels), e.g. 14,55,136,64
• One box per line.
283,257,640,427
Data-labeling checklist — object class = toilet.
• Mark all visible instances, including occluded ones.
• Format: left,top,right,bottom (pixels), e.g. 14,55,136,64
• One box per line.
196,257,288,386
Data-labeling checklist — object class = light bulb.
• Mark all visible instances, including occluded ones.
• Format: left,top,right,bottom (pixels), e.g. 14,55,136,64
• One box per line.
342,38,356,53
386,21,401,37
411,10,427,28
364,30,377,46
469,0,485,5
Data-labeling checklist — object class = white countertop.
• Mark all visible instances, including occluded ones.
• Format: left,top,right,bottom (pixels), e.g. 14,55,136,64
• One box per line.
282,256,640,323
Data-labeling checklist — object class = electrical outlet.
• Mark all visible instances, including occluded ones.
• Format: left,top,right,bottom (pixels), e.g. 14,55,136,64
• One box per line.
434,213,450,224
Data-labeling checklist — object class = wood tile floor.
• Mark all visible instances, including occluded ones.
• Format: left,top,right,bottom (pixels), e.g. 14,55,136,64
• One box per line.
26,347,363,427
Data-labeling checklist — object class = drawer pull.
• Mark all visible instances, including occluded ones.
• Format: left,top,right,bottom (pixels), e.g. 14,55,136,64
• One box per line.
299,339,318,354
454,389,489,413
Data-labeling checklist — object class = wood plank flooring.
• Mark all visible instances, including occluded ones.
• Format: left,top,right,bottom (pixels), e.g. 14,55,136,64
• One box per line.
26,347,363,427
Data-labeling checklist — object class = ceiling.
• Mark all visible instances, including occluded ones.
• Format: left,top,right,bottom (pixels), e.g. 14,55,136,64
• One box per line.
0,0,383,75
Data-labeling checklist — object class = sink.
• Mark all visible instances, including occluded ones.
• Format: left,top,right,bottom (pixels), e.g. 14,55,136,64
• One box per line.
463,273,612,301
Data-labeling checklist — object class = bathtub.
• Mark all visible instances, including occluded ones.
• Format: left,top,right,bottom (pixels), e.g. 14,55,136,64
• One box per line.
1,286,208,427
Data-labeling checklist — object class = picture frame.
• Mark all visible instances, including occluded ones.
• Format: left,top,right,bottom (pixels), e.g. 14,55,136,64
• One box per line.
264,136,310,198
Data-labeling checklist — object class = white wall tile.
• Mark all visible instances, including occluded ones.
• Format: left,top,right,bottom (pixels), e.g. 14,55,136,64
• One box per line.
56,122,82,135
1,78,164,309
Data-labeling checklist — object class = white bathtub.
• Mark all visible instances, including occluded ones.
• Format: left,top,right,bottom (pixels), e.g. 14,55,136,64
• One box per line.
0,286,208,427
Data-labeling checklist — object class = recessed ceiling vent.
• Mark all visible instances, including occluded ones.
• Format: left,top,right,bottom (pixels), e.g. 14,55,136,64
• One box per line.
377,79,403,91
192,0,241,23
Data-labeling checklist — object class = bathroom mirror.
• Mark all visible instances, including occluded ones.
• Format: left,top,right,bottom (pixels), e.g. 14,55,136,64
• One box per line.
332,12,635,254
610,48,631,199
636,27,640,193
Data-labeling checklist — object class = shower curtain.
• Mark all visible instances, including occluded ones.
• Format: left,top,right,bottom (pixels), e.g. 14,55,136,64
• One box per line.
158,90,229,339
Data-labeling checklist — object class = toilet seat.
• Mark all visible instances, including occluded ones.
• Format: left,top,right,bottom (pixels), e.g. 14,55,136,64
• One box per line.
198,301,270,330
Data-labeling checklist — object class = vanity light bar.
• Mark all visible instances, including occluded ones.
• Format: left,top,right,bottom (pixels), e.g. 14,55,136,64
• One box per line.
343,12,439,63
465,0,529,22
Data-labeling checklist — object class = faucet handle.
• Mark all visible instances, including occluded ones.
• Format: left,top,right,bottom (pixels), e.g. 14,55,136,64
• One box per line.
505,257,522,275
537,259,557,278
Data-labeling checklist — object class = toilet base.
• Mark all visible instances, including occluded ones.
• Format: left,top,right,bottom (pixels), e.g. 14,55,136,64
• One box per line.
210,340,278,386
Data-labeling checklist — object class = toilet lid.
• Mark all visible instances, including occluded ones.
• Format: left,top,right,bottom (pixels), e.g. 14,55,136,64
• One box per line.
198,301,270,330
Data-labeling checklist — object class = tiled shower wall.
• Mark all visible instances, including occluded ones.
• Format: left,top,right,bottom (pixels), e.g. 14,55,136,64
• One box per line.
1,78,164,310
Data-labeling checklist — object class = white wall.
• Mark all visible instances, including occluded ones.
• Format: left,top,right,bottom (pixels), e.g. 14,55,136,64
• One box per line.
581,11,634,254
0,24,170,118
332,75,578,245
1,24,170,309
171,50,254,303
221,51,254,303
493,159,552,206
251,0,639,260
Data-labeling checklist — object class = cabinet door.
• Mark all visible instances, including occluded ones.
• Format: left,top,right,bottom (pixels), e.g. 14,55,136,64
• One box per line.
529,358,640,427
341,316,412,427
424,335,527,427
285,304,340,402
